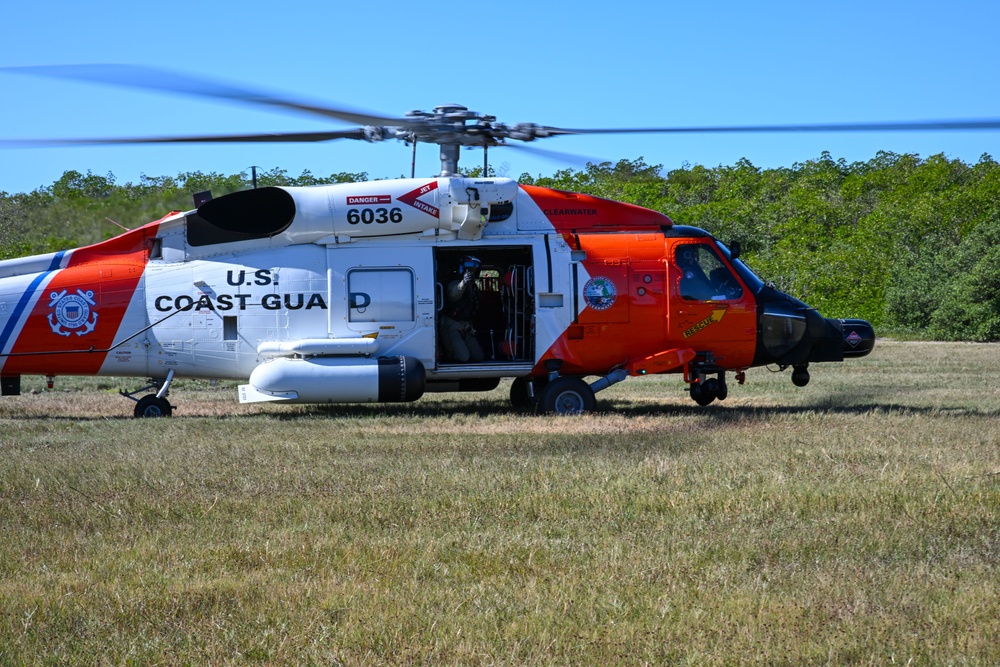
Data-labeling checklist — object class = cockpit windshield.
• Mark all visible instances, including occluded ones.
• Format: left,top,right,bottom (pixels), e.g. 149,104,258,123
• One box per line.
714,240,765,295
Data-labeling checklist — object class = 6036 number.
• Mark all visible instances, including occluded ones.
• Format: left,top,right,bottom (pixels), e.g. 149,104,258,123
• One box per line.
347,207,403,225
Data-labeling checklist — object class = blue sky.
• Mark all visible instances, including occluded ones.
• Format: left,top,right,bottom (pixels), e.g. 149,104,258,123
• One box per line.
1,1,998,195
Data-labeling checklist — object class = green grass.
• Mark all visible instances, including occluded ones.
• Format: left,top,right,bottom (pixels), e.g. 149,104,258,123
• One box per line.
1,341,997,665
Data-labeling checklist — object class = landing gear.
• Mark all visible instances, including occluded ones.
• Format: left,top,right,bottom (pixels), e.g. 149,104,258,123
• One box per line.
509,376,536,410
509,373,598,415
539,376,596,415
510,365,625,414
690,377,725,406
133,394,173,418
121,370,176,418
687,359,729,406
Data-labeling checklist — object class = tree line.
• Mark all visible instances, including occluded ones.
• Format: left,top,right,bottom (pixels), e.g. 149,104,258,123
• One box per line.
2,152,998,341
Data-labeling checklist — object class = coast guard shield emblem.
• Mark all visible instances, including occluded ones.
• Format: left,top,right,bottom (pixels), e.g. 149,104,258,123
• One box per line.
583,276,617,311
48,289,99,337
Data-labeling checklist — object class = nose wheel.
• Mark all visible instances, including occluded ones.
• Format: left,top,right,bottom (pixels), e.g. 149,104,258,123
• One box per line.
688,363,729,406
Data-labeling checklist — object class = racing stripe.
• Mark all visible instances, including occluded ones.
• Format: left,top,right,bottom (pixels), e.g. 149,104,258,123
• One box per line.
2,223,159,376
0,251,67,361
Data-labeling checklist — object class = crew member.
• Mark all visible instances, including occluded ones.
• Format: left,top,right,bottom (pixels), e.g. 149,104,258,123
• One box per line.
440,256,485,363
677,245,716,301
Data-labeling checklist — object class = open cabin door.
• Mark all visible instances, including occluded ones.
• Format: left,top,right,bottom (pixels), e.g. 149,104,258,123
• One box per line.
434,245,537,367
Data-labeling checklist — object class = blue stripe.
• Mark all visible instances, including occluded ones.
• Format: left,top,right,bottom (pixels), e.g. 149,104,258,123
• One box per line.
48,250,66,271
0,250,68,358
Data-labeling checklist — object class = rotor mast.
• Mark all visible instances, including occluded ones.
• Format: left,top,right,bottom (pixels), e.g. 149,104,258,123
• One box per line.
438,144,461,177
404,104,503,177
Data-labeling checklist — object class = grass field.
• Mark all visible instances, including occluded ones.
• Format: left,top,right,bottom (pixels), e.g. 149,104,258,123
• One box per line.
1,341,997,665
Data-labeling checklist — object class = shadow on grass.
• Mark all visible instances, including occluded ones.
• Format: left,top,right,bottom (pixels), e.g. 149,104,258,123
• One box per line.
238,396,1000,422
604,399,998,421
3,393,996,422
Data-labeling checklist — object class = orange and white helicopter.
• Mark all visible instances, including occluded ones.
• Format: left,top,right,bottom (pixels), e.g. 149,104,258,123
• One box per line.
5,65,991,417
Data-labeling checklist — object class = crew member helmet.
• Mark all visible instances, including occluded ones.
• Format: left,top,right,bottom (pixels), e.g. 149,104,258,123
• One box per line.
458,256,482,276
678,246,699,265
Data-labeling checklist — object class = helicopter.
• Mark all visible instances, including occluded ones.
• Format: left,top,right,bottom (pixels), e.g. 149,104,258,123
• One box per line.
3,65,993,417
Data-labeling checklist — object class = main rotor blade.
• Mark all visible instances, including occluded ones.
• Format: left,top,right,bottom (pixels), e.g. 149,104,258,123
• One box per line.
545,118,1000,136
0,64,411,128
496,142,604,169
0,129,373,148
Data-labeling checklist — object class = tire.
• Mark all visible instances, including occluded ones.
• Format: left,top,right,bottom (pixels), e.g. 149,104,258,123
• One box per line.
134,394,172,418
715,379,729,401
539,376,596,415
690,381,717,406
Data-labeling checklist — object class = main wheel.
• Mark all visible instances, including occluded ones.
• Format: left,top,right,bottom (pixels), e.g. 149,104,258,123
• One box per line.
134,394,173,418
539,376,596,415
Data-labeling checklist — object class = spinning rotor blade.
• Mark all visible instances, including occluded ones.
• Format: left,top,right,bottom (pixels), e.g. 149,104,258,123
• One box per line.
4,64,1000,177
0,64,410,128
541,118,1000,137
495,141,603,169
0,129,375,149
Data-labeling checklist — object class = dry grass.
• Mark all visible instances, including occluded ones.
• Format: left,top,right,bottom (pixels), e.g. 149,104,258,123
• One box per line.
0,341,997,665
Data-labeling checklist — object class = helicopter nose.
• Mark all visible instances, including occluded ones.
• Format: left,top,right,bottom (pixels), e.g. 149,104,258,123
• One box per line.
839,318,875,358
756,300,874,366
804,316,875,362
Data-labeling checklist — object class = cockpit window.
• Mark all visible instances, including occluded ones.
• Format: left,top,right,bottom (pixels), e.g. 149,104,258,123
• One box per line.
675,243,744,301
714,240,765,295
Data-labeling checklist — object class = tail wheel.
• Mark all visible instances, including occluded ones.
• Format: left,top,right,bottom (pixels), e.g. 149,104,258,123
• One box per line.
134,394,173,418
539,376,596,415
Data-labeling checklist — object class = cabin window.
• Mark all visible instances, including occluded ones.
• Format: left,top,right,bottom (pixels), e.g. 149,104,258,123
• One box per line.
347,268,415,323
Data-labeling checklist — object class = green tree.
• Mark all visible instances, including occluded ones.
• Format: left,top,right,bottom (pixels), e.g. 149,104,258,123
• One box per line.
4,155,1000,340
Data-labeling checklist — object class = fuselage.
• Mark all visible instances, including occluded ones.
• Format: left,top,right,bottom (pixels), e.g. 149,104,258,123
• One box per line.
0,176,874,409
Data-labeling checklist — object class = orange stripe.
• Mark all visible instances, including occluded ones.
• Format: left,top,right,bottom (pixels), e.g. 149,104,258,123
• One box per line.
4,220,161,376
